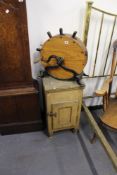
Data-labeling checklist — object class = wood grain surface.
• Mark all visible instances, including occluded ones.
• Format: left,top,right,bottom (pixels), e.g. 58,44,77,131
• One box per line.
40,35,87,79
0,0,32,89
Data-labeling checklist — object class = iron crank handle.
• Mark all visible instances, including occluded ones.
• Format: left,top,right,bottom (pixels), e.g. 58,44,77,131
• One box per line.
59,28,64,35
36,48,42,52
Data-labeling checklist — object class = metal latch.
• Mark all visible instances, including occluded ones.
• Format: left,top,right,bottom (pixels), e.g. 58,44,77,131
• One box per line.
47,112,57,117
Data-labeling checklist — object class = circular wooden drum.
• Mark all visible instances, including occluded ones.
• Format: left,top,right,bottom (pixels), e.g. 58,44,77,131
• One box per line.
39,30,87,80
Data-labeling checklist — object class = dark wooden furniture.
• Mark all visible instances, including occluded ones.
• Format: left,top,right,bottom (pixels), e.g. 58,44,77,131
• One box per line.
0,0,43,134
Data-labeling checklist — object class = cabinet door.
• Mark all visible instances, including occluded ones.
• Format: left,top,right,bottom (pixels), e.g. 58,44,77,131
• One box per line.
0,96,18,124
51,101,79,130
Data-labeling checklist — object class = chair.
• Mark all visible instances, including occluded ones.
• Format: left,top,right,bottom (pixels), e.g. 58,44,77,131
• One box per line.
95,40,117,130
82,1,117,130
82,2,117,168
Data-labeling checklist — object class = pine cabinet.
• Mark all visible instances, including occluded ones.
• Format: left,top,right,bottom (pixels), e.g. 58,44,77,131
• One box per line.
43,77,83,136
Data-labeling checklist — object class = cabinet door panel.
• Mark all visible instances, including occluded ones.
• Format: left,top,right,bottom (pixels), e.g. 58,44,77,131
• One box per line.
0,97,18,124
16,94,40,122
52,101,79,130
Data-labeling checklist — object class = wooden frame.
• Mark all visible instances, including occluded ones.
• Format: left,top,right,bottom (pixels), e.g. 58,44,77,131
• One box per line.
82,2,117,171
83,1,117,78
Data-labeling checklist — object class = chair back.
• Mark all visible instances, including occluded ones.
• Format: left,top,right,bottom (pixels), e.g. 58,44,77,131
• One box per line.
83,1,117,78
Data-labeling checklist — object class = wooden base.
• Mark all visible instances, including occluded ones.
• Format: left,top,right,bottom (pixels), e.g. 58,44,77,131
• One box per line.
0,87,43,135
0,121,43,135
101,99,117,130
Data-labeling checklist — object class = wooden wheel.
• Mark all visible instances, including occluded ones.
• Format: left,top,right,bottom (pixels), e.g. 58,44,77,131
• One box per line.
37,28,87,80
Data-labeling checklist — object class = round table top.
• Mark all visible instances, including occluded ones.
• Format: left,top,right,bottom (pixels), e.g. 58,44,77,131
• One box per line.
101,98,117,130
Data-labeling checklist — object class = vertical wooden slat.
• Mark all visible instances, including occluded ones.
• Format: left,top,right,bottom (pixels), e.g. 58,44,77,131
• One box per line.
83,1,93,46
92,13,104,76
103,17,117,75
109,41,117,95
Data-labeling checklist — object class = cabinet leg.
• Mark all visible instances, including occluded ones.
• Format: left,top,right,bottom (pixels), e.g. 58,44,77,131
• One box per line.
48,131,53,137
72,128,79,134
44,129,53,137
90,133,97,144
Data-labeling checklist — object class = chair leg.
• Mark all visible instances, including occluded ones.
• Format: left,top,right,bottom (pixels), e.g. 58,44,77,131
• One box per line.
90,133,97,143
106,93,109,107
103,93,109,111
90,118,103,144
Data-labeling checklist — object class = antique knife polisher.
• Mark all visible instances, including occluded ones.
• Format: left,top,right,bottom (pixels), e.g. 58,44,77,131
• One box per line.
36,28,88,85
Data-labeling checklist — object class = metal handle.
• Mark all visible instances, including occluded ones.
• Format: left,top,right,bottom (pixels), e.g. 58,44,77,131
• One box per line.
72,31,77,38
47,112,57,117
59,28,64,35
36,48,42,52
47,32,52,38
